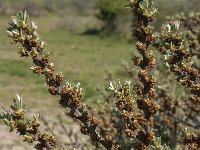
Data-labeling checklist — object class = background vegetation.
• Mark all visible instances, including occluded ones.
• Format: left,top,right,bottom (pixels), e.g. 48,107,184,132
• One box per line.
0,0,199,149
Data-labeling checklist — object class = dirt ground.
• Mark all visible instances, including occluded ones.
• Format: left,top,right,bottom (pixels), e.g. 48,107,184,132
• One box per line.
0,112,89,150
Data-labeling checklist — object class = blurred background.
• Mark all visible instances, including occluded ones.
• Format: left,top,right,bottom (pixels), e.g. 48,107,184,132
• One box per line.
0,0,200,149
1,0,200,34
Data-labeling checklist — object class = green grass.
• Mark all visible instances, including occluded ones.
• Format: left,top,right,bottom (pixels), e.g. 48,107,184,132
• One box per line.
0,16,134,111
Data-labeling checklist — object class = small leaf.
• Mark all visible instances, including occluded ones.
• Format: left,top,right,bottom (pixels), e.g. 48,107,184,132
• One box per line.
164,24,171,33
10,105,17,111
22,104,27,110
171,21,180,32
31,21,38,30
17,11,23,20
12,29,19,36
0,112,5,120
6,30,13,37
11,16,17,25
3,119,10,126
23,10,28,22
16,94,21,101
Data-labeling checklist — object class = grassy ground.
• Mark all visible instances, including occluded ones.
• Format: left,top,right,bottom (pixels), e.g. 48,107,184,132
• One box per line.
0,15,134,110
0,14,135,149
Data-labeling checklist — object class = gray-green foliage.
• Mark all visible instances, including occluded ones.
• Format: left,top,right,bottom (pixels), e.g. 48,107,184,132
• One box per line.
96,0,129,33
152,137,172,150
152,137,182,150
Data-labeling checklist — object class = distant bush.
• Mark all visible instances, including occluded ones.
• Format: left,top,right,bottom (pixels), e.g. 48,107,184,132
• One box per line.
96,0,129,34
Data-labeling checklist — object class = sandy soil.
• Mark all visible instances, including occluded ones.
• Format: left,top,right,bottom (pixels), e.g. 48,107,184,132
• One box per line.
0,111,89,150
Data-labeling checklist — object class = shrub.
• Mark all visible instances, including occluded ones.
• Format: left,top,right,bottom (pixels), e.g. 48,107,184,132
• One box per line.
96,0,128,34
1,0,200,150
